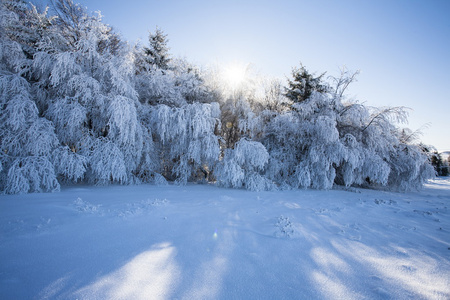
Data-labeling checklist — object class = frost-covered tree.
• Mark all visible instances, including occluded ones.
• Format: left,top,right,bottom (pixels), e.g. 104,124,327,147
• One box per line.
215,138,272,191
29,0,152,186
0,72,60,193
152,102,221,184
430,152,447,176
172,58,213,104
334,99,434,190
262,92,344,189
1,0,55,59
135,46,210,107
331,68,434,190
0,0,435,194
0,1,60,193
144,27,171,70
285,64,328,103
257,66,434,191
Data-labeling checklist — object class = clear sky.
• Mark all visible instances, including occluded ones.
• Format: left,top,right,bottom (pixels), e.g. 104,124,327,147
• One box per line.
38,0,450,151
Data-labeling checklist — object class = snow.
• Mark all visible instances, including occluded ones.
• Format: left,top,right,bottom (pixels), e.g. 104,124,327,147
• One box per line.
1,179,450,299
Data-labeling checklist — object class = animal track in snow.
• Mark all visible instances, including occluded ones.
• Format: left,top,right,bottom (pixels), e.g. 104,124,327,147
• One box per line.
274,215,295,238
374,199,397,205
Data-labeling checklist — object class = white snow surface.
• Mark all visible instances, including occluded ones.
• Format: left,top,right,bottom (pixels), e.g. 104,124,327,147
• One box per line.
1,178,450,299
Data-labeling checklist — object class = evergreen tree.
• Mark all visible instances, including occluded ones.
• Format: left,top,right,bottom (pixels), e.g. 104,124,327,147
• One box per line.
285,64,328,103
144,27,171,70
431,152,449,176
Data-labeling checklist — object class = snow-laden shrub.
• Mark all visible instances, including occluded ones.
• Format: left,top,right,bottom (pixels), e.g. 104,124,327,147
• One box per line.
334,101,429,190
388,144,435,191
217,156,246,188
5,157,59,194
153,173,168,186
335,133,391,188
29,5,151,187
152,102,221,184
45,97,87,146
52,146,87,182
264,92,344,189
246,172,273,192
88,138,127,185
233,138,269,170
0,70,58,194
216,139,272,191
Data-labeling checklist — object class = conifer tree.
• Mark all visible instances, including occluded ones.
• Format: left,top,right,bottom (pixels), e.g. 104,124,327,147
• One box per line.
285,64,328,103
144,27,171,70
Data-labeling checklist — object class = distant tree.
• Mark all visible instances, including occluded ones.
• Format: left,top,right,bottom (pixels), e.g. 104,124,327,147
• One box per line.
447,155,450,176
285,64,328,103
431,152,441,175
144,27,171,70
431,152,449,176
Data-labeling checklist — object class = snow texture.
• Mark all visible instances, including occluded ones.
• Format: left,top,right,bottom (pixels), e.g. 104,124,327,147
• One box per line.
1,178,449,299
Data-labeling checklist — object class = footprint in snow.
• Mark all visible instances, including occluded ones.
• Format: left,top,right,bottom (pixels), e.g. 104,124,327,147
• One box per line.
412,210,441,222
273,215,308,239
374,199,397,205
313,207,343,216
386,223,416,231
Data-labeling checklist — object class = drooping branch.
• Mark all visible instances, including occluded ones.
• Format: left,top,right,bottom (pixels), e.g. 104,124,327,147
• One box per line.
362,106,410,132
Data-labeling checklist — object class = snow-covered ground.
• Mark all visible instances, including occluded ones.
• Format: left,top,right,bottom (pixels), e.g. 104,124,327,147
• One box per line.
1,178,449,300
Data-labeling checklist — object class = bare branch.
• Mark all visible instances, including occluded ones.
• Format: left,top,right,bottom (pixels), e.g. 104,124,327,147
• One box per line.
329,67,360,100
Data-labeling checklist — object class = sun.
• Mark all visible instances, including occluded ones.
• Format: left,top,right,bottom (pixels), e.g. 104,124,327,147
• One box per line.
222,62,248,90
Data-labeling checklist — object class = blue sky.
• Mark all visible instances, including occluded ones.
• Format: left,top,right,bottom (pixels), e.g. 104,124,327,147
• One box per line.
38,0,449,151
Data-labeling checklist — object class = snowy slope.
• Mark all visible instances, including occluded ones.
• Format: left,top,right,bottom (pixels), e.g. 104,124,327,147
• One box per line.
1,179,449,299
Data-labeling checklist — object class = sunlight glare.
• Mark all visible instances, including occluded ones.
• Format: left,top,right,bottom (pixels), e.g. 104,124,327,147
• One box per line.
222,63,248,90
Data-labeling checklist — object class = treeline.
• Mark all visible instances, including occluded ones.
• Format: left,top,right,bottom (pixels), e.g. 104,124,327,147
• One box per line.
0,0,435,194
431,152,449,176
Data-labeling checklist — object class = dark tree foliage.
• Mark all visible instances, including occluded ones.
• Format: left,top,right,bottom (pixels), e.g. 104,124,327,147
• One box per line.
285,64,328,103
431,152,449,176
144,27,171,70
